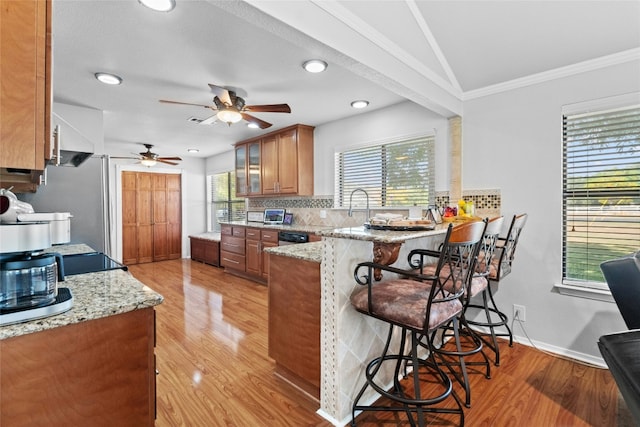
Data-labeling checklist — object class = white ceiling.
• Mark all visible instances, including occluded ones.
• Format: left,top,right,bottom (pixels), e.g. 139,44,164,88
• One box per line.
52,0,640,159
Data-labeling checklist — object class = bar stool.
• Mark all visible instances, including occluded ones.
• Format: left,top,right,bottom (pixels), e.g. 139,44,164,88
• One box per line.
349,221,485,426
465,213,528,366
407,218,496,408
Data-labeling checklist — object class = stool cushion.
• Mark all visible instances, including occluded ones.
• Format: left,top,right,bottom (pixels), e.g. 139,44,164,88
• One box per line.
350,279,463,332
409,264,488,297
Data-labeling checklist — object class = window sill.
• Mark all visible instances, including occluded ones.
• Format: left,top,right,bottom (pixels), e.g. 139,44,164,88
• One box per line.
554,283,614,303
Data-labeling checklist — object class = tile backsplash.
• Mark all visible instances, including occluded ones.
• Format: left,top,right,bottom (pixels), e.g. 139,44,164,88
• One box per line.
247,189,501,226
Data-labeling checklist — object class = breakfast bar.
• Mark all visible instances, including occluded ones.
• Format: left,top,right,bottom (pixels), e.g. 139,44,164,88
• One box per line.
315,224,450,425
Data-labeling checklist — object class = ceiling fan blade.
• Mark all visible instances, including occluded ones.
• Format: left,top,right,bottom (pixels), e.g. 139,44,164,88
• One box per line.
157,159,179,166
244,104,291,113
241,113,272,129
159,99,215,109
208,84,231,106
158,157,182,161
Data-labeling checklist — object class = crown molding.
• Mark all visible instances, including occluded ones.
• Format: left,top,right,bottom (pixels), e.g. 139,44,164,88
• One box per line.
463,48,640,101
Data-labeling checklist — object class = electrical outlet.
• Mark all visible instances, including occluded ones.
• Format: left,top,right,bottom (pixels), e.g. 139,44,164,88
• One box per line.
513,304,526,322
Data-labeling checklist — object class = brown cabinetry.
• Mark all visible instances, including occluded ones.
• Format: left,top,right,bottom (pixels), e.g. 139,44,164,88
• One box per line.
190,237,220,267
122,171,181,265
1,308,157,426
235,141,262,197
234,124,314,197
268,253,321,400
220,224,246,272
0,0,52,192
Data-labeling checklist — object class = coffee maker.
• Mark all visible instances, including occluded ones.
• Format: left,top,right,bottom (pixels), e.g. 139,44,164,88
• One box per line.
0,189,73,325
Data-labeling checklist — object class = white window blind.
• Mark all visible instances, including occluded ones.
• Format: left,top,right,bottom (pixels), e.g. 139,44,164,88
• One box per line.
335,136,435,208
562,104,640,288
209,171,245,231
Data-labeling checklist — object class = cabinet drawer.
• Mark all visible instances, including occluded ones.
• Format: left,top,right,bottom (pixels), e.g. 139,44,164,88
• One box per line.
220,251,245,270
232,227,245,237
221,225,232,236
261,229,279,243
221,236,245,255
246,228,260,241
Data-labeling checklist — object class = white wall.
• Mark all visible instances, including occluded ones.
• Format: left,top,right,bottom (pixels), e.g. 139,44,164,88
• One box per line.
314,101,450,195
462,60,640,361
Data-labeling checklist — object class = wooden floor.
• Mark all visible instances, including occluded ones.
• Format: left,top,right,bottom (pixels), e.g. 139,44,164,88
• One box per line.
128,259,623,427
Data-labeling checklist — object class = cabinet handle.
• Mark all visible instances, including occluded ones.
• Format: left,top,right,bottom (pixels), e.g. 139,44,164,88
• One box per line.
222,257,240,264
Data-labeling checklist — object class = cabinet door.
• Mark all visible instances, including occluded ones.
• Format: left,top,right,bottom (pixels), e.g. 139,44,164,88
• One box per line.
247,141,261,195
261,135,278,195
166,174,182,259
276,128,298,194
137,173,154,264
235,145,247,196
122,172,138,265
0,0,48,171
152,174,168,261
246,239,261,276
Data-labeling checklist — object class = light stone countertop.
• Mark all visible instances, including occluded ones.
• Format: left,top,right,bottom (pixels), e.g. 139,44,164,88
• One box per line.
318,223,450,243
220,221,333,235
188,232,222,242
1,269,164,340
43,243,96,255
264,242,323,263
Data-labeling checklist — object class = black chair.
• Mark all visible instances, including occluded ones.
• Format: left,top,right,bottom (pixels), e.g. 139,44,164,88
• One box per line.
600,251,640,329
466,213,527,366
349,221,486,426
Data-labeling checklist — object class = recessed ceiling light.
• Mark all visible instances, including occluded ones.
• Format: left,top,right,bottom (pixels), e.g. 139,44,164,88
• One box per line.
94,72,122,85
187,148,199,153
247,122,260,129
138,0,176,12
351,100,369,109
302,59,328,73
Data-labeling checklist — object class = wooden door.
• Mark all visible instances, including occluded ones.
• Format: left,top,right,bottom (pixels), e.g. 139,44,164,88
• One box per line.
261,135,278,195
122,172,138,265
277,128,298,194
121,171,181,265
152,174,168,261
137,173,154,264
166,174,181,259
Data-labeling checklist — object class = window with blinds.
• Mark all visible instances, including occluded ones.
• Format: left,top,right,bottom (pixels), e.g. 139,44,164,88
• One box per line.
209,171,245,232
562,104,640,289
335,136,435,208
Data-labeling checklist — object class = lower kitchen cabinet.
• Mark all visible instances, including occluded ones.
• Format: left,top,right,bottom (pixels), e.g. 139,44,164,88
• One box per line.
268,252,320,400
0,308,157,426
220,224,246,273
190,236,220,267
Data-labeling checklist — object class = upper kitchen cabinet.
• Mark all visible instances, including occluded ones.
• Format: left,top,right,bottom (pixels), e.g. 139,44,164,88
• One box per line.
235,124,314,197
0,0,51,192
235,140,262,197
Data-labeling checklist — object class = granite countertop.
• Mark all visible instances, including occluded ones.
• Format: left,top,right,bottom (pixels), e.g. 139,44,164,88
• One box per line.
264,242,323,263
1,269,163,340
220,221,333,235
189,232,222,241
318,223,450,243
43,243,96,255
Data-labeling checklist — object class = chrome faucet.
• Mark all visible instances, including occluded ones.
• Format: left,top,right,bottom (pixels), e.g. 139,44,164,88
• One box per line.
348,188,370,220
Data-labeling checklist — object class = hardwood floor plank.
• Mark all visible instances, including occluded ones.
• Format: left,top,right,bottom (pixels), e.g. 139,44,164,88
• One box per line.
128,259,621,426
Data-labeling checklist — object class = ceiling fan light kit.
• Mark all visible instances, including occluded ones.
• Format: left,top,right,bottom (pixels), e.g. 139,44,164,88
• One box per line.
302,59,328,73
94,72,122,85
160,83,291,129
140,158,157,167
138,0,176,12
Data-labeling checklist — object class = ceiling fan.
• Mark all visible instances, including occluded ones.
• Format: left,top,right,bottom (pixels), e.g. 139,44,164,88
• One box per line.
159,83,291,129
112,143,182,167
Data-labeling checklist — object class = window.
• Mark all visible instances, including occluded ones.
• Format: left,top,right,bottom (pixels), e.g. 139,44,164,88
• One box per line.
562,102,640,290
208,171,245,232
335,135,435,208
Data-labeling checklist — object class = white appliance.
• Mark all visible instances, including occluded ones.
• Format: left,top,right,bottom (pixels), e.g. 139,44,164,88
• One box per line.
17,212,72,245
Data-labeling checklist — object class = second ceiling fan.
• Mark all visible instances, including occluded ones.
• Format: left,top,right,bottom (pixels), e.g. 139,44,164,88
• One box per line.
160,84,291,129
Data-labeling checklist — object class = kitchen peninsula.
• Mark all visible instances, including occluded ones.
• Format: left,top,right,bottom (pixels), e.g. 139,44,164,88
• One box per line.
0,245,163,427
267,223,450,425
